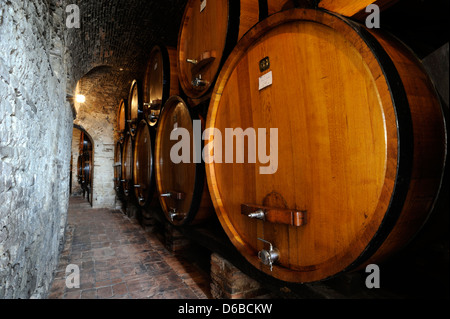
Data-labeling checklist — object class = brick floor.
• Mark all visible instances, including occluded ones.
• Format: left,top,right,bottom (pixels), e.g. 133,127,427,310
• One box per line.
47,196,212,299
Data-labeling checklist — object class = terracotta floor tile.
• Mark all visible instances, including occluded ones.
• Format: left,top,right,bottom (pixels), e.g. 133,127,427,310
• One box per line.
48,197,211,299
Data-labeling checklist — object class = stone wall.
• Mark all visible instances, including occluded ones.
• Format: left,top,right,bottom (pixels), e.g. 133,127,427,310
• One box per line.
0,1,73,298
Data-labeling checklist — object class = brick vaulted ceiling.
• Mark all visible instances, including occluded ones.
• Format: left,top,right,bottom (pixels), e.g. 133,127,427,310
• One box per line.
64,0,188,114
62,0,448,116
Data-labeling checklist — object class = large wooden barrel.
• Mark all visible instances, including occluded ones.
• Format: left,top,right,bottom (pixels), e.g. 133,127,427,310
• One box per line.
127,80,143,137
117,99,127,142
114,142,123,194
143,45,179,127
177,0,295,100
205,9,447,283
155,96,213,225
121,134,134,199
133,120,156,207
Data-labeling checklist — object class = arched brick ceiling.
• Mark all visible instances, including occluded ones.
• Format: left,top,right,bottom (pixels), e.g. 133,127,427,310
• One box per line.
65,0,188,112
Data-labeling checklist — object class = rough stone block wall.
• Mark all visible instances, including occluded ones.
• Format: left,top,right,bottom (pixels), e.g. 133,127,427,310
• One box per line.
0,1,73,298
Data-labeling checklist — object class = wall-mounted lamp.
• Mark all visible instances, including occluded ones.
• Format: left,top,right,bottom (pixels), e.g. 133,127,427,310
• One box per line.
76,94,86,103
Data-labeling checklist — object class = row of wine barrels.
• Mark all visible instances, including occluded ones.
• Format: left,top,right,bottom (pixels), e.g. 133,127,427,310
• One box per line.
143,0,300,223
177,0,296,101
204,8,447,283
118,94,214,226
117,43,180,200
119,45,180,142
118,0,297,213
115,3,446,285
143,46,179,127
114,142,123,194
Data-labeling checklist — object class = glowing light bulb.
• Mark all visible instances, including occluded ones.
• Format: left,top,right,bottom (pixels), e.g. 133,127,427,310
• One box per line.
76,94,86,103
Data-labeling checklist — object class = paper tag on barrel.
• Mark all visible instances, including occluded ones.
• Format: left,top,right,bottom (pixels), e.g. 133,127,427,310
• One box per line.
200,0,206,12
259,71,273,91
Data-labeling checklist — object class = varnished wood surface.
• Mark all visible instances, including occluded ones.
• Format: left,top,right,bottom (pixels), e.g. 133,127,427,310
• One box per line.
133,120,155,207
114,142,122,192
179,0,296,99
205,9,446,283
178,0,230,99
128,80,142,136
362,26,447,267
155,96,213,225
121,134,134,199
143,46,179,126
267,0,298,14
117,99,127,133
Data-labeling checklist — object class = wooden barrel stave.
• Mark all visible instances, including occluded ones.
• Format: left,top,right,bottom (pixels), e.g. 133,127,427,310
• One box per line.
205,9,446,283
114,142,123,194
133,120,156,208
121,134,134,199
117,99,127,142
127,80,143,137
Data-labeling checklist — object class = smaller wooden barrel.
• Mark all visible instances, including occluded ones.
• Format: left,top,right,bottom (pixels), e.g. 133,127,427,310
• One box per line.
267,0,298,14
178,0,258,100
155,96,213,225
127,80,143,137
143,45,179,127
114,142,123,194
117,99,127,142
133,120,156,208
178,0,296,100
121,134,134,199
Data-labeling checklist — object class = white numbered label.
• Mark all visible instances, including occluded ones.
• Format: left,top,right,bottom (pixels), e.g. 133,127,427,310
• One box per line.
200,0,206,12
259,71,273,91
